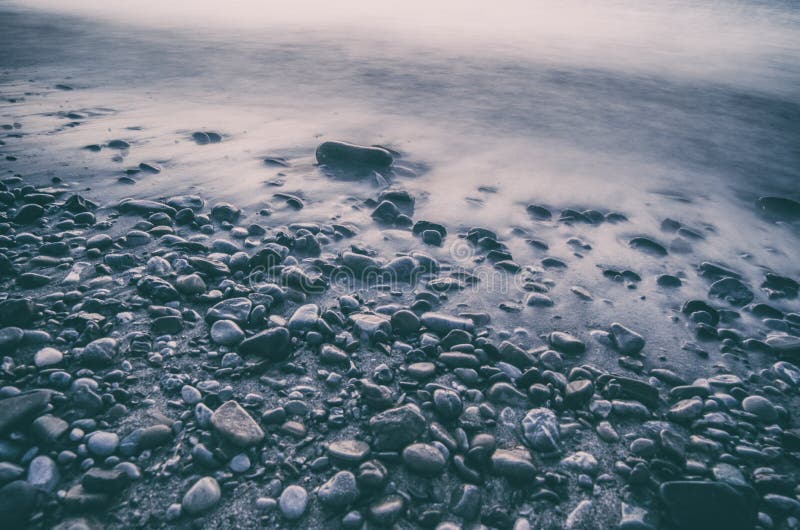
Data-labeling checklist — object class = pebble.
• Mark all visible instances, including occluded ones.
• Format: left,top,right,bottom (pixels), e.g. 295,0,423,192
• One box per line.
279,485,309,520
318,471,359,508
521,408,561,452
741,395,778,423
328,440,370,463
369,404,426,450
182,476,221,515
609,322,645,355
34,347,63,367
80,337,118,366
659,480,756,530
238,326,291,360
210,401,265,447
402,443,447,475
87,431,119,457
547,332,585,354
316,140,393,169
210,319,245,345
490,448,537,481
27,455,60,492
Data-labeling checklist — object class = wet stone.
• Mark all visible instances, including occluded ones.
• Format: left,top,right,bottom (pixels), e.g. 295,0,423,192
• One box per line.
491,448,536,481
565,379,594,407
27,455,59,492
210,319,245,346
421,312,475,334
402,443,447,476
0,298,36,327
609,322,645,355
176,274,206,295
81,468,130,493
629,237,667,257
368,494,405,525
619,502,653,530
0,327,24,350
741,395,778,423
709,277,754,306
287,303,320,334
547,331,585,354
206,297,252,324
31,414,69,445
433,389,463,420
316,140,393,169
391,309,420,333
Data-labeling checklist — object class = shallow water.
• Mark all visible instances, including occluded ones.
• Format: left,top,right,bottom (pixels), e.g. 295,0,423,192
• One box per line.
1,0,799,371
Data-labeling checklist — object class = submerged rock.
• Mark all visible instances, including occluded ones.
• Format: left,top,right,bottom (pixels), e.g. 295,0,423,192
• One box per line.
628,237,667,257
316,141,393,169
757,196,800,220
709,277,754,306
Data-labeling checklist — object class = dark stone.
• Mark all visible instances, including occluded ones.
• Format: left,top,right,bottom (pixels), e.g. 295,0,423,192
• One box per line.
757,196,800,220
239,327,291,361
0,480,38,527
629,237,667,257
659,481,756,530
0,390,51,434
548,331,585,354
565,379,594,407
316,141,393,169
368,494,405,525
13,203,44,224
0,327,24,351
211,401,265,447
82,468,130,493
402,443,447,476
152,315,183,334
709,277,754,307
369,405,426,451
0,298,35,327
490,448,536,481
116,199,176,217
31,414,69,445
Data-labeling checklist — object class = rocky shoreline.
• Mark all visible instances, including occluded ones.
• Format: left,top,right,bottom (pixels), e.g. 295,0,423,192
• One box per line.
0,138,799,530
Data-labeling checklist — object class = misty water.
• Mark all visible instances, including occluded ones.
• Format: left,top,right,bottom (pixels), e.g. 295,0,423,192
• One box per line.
1,2,800,527
3,0,799,351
